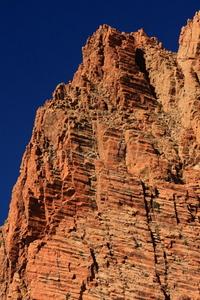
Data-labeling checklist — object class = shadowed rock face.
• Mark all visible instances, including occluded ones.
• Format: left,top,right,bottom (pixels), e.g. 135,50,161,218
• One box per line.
0,11,200,300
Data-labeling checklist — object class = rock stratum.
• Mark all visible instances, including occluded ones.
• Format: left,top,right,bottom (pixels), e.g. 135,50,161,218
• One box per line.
0,11,200,300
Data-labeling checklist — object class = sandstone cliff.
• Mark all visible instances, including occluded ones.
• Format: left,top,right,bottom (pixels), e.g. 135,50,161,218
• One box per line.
0,11,200,300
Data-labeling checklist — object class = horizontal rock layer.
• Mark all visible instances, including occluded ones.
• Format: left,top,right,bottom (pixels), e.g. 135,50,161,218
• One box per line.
0,11,200,300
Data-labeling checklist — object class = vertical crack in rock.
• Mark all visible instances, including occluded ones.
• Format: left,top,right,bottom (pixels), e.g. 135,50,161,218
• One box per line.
173,194,180,224
162,249,170,297
135,48,157,99
141,180,171,299
141,180,157,263
89,248,99,281
98,33,105,70
78,281,86,300
140,180,151,223
155,273,171,300
163,250,168,276
194,72,200,84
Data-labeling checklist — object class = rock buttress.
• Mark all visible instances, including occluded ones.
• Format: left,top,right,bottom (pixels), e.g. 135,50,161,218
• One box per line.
0,11,200,300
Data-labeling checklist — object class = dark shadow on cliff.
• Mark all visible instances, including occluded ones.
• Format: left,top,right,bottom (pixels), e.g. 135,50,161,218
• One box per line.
135,48,157,99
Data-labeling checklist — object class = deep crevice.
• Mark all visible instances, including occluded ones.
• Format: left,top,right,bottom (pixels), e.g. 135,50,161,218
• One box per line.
89,248,99,282
155,273,170,300
135,48,157,99
141,180,157,264
194,72,200,85
163,249,170,299
163,250,168,276
141,180,170,300
78,281,86,300
173,194,180,224
141,180,151,223
90,249,99,272
98,34,105,70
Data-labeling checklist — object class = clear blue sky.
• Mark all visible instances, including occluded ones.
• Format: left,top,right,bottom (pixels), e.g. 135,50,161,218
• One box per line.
0,0,199,225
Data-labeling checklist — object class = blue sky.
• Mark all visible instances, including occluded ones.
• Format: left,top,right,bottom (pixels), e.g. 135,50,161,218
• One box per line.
0,0,199,225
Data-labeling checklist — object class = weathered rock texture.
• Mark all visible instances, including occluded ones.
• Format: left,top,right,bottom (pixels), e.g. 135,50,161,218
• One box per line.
0,11,200,300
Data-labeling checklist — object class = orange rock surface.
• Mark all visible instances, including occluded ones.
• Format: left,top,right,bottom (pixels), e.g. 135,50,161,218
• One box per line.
0,11,200,300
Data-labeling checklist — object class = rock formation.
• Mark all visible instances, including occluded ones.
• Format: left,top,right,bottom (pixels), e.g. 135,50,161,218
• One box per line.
0,11,200,300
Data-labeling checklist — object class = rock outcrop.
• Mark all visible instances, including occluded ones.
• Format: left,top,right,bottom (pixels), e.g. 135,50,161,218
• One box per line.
0,11,200,300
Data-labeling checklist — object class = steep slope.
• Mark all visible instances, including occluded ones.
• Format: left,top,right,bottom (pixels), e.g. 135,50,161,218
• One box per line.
0,11,200,300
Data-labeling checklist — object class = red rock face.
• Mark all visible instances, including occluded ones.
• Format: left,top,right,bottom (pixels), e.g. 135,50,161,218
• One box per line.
0,11,200,300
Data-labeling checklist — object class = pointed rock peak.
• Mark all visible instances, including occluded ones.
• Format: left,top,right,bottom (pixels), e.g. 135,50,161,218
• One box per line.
85,24,120,42
84,23,123,52
137,28,147,36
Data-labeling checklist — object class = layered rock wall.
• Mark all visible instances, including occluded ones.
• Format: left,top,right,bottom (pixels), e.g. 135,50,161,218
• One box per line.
0,11,200,300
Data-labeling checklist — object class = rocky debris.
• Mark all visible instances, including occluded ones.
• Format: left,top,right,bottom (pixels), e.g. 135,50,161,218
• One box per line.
0,11,200,300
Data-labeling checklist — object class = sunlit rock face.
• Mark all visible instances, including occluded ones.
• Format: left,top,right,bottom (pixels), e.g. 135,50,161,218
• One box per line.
0,11,200,300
